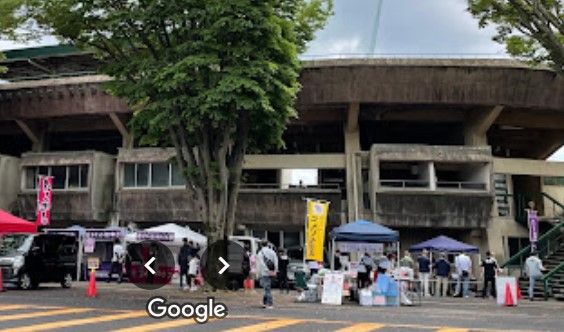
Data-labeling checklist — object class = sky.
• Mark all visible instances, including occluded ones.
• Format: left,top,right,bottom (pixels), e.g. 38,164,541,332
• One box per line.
0,0,562,169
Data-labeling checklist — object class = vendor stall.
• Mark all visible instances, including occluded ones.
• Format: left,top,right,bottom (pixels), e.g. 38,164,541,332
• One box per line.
46,226,127,280
327,220,401,306
408,235,479,254
0,209,37,235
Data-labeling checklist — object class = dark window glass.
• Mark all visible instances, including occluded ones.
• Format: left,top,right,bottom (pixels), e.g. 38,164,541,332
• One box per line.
124,164,136,187
171,163,185,186
38,166,49,176
80,165,89,188
51,166,66,189
283,232,300,248
151,163,169,187
136,163,149,187
25,167,37,189
68,166,80,188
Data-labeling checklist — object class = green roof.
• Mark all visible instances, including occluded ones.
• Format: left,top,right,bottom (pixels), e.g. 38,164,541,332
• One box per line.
3,45,86,61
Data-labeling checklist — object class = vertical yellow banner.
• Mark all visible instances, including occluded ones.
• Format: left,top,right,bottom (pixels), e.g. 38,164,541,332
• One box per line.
305,200,329,262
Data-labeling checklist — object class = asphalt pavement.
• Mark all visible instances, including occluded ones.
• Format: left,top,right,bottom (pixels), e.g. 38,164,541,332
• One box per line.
0,282,563,331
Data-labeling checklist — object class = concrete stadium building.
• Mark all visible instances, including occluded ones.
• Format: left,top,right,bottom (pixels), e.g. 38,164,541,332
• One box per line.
1,46,563,261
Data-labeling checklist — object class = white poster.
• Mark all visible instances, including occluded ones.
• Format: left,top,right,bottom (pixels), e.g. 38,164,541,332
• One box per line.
337,242,383,254
321,272,344,305
496,276,518,306
84,237,95,254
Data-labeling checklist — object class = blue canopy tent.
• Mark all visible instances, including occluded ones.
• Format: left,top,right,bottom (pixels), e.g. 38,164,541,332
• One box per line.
329,220,400,270
409,235,479,254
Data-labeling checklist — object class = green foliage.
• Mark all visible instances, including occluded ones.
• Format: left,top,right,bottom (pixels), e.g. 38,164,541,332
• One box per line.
0,53,6,74
467,0,563,72
0,0,332,237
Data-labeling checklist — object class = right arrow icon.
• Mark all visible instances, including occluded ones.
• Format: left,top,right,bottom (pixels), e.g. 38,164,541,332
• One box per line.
218,256,230,275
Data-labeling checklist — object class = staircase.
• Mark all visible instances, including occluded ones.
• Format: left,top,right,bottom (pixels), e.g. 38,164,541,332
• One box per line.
499,192,564,300
518,241,564,300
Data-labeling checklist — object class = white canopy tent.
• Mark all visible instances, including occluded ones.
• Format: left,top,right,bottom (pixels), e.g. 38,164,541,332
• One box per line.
124,223,207,266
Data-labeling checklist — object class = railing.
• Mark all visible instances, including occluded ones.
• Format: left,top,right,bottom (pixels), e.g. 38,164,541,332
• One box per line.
379,179,429,189
2,71,98,83
544,261,564,300
240,183,341,190
436,181,487,191
501,223,564,271
495,192,564,225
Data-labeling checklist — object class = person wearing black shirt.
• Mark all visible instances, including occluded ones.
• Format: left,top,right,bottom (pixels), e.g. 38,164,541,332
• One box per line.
417,250,431,297
178,238,192,289
277,249,290,294
481,251,498,298
433,253,451,297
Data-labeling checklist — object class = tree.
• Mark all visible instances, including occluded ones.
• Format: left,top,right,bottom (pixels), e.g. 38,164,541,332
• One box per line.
467,0,563,72
1,0,332,241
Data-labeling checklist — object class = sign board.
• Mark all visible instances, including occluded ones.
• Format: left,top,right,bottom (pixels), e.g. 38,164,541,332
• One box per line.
87,257,100,270
337,242,383,254
527,209,539,245
321,272,344,305
36,175,53,226
136,231,174,242
84,237,95,254
305,200,329,262
496,276,518,306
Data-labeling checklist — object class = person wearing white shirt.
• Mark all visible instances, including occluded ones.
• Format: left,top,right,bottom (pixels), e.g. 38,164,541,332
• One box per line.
107,239,125,283
257,241,278,309
188,255,200,291
454,252,472,298
524,252,545,300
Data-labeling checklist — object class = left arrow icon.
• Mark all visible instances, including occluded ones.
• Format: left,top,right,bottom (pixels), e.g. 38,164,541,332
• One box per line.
144,257,156,275
218,257,230,275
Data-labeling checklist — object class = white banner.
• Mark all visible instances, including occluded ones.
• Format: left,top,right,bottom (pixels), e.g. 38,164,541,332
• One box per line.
337,242,383,254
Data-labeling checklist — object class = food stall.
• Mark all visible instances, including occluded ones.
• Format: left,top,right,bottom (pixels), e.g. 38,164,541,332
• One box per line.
46,226,127,280
328,220,400,306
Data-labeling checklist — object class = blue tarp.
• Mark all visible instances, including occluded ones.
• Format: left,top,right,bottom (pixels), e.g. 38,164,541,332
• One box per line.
409,235,479,254
330,220,399,243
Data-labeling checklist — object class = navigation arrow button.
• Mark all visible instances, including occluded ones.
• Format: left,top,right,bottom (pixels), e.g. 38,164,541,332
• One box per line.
144,257,156,275
218,256,230,275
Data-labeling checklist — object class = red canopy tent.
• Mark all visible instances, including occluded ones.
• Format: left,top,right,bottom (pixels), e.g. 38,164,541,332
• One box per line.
0,209,37,235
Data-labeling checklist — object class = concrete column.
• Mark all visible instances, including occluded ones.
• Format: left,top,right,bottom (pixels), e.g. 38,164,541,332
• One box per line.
345,102,360,222
429,162,436,190
464,105,504,146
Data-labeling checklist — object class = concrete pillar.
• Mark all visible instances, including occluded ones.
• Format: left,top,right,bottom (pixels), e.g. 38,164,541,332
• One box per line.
429,162,436,190
464,105,504,146
345,103,360,222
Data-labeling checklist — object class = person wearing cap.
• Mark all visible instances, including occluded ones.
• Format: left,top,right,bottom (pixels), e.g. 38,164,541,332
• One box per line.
524,251,546,301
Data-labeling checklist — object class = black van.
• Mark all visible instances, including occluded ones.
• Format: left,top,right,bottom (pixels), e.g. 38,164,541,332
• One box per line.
0,233,77,290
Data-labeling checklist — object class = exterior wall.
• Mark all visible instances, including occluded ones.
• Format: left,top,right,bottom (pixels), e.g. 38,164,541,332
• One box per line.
17,151,115,224
0,155,21,210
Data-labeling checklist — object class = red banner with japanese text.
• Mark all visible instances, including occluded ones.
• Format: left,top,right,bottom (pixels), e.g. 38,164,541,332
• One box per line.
36,175,53,226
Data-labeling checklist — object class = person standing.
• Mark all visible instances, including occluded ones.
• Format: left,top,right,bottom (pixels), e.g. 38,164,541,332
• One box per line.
178,238,191,290
188,254,200,291
107,239,124,283
481,251,498,298
525,251,546,301
357,252,373,289
399,251,414,269
334,250,343,271
417,250,431,297
257,240,278,309
278,249,290,294
455,252,472,298
434,252,450,297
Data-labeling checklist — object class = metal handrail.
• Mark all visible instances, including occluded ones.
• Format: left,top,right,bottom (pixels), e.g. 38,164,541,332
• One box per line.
436,181,487,190
501,223,564,269
379,179,429,188
495,192,564,224
543,261,564,300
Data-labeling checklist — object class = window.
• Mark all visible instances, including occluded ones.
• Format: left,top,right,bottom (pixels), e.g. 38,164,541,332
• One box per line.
123,162,186,188
171,163,185,186
24,165,89,190
151,163,169,187
544,177,564,186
